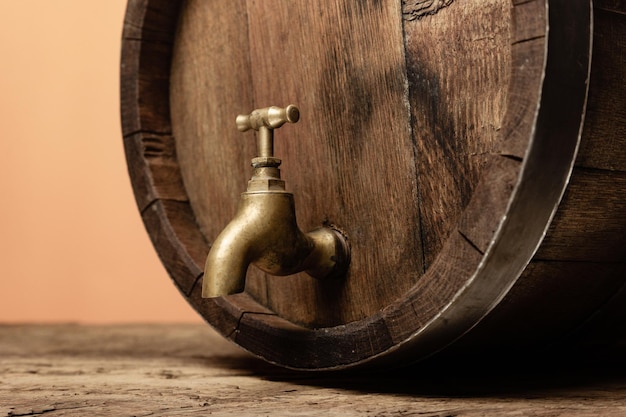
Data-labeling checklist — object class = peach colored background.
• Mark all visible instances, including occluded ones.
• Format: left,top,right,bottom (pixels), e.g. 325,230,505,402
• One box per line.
0,1,201,323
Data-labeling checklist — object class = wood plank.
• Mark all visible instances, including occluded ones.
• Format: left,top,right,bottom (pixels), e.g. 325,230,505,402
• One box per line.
120,0,181,137
498,37,546,159
243,0,423,327
3,324,626,416
170,0,255,238
510,0,546,44
457,155,521,253
120,38,173,136
595,0,626,14
447,260,626,354
122,0,180,42
169,0,270,302
535,168,626,262
576,7,626,171
383,232,484,344
123,132,188,212
573,279,626,347
140,199,208,296
403,0,512,266
499,0,551,159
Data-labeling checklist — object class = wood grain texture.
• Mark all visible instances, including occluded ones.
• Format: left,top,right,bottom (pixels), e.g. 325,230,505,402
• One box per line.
3,324,626,416
121,0,179,136
595,0,626,14
245,0,421,327
403,0,511,266
444,261,626,355
498,0,546,159
141,199,207,296
171,0,424,327
402,0,455,20
124,132,187,212
449,0,626,356
121,1,207,300
121,0,626,370
121,0,536,368
576,7,626,171
170,0,255,240
536,168,626,262
457,155,521,254
538,0,626,345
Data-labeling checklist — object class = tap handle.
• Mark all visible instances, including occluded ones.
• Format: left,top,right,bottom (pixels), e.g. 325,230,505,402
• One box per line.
236,105,300,160
236,105,300,132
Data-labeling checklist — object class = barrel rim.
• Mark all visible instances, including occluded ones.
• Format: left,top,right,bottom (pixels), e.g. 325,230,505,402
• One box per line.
120,0,592,370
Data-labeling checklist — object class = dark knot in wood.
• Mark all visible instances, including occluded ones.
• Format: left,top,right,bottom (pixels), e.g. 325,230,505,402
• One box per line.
402,0,454,20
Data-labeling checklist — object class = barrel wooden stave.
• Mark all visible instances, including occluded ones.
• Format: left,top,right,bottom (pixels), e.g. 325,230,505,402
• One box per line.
446,3,626,355
121,0,626,370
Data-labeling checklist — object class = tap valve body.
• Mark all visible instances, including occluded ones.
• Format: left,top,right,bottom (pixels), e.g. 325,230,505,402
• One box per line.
202,105,350,298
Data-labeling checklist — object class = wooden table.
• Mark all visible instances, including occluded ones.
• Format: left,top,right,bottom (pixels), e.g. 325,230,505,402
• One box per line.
1,324,625,416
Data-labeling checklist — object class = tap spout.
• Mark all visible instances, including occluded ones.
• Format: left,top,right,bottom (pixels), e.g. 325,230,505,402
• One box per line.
202,104,349,298
202,191,349,298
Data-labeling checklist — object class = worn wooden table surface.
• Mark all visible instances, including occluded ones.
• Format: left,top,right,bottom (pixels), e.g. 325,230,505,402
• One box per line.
1,323,626,416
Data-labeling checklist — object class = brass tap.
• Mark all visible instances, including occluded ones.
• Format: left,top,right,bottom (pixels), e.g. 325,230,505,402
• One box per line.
202,105,350,298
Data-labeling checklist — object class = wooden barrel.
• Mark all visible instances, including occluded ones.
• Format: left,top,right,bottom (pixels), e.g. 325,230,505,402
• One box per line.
121,0,626,370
